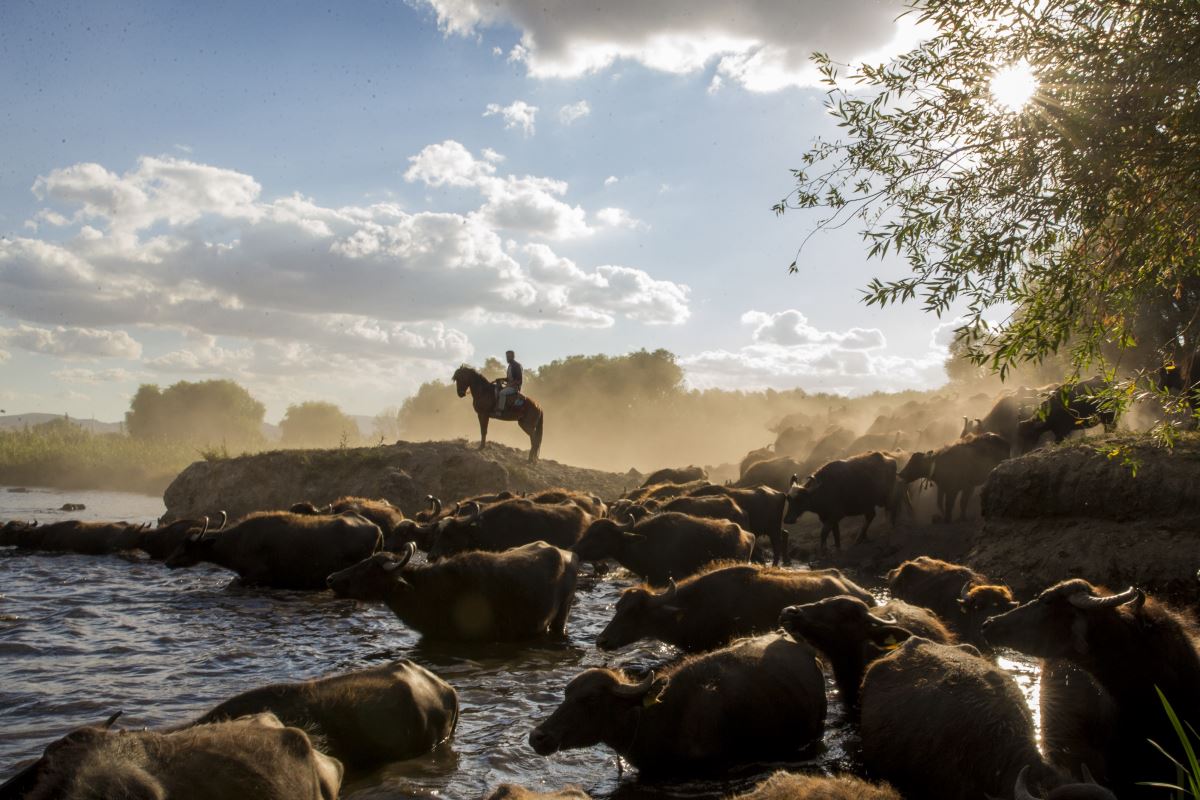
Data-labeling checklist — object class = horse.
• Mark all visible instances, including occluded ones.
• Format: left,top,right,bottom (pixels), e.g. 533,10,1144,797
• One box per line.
452,366,544,463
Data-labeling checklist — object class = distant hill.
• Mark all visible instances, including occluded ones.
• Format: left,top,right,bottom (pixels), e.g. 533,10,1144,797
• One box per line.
0,413,123,435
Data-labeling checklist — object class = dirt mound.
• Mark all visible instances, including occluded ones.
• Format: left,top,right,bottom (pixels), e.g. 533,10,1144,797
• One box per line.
981,436,1200,520
971,436,1200,605
162,440,636,522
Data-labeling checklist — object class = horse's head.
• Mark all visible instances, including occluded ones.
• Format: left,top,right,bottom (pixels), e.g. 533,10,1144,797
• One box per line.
452,366,473,398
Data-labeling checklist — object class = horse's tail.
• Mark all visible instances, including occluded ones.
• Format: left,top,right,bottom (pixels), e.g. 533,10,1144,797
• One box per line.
530,411,544,462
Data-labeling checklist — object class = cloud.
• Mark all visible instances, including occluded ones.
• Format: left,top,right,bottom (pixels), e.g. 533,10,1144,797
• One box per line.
680,309,946,394
2,149,689,385
483,100,539,136
422,0,916,91
0,349,9,364
595,207,648,231
558,100,591,124
742,309,885,350
52,367,143,384
406,140,594,240
604,175,619,186
0,324,142,359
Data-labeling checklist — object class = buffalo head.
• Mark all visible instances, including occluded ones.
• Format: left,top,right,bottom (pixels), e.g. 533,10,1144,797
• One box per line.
596,580,681,651
529,669,669,756
982,579,1144,660
326,542,416,599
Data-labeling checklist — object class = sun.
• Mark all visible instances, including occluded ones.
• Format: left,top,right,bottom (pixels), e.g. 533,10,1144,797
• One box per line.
989,60,1038,112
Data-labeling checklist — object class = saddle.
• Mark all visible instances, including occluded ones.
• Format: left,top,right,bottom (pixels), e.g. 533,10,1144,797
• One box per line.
491,381,526,418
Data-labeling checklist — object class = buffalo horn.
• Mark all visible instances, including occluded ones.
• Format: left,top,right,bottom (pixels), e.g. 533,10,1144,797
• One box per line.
199,516,210,537
426,495,442,516
102,711,123,729
397,541,416,569
466,502,482,523
617,515,636,532
790,473,799,487
658,579,678,602
1080,764,1098,785
452,501,462,516
613,671,656,698
959,581,974,603
214,510,228,531
1013,765,1040,800
870,612,899,625
1068,586,1144,610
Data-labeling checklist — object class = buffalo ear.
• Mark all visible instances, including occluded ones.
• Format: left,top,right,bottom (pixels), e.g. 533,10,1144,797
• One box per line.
187,531,203,543
381,558,404,573
866,626,912,651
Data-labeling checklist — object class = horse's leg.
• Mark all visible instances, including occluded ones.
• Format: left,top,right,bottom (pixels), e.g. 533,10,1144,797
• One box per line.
478,414,489,450
529,411,543,463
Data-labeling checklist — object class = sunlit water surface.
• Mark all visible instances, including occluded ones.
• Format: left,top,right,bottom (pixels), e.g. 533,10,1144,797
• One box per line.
0,486,1040,798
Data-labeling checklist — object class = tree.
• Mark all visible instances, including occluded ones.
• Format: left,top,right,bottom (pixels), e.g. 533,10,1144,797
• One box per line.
279,401,360,449
125,380,265,447
777,0,1200,379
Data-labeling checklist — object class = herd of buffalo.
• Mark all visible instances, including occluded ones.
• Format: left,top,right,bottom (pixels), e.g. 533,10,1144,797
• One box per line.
0,380,1193,799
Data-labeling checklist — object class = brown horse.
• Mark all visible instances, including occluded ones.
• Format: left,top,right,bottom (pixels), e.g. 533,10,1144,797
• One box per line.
453,366,544,463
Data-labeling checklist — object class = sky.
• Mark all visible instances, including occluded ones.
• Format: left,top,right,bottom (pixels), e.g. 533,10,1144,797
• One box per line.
0,0,962,423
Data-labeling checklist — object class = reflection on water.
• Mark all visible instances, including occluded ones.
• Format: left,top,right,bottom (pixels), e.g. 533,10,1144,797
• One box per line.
0,487,1041,798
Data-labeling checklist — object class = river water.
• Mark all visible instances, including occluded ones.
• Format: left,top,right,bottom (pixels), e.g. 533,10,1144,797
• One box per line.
0,486,1039,798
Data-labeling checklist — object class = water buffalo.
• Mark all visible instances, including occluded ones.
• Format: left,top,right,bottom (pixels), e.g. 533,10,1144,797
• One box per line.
327,541,578,642
597,563,873,653
735,456,807,492
527,488,606,517
982,579,1200,794
528,633,825,775
1017,378,1117,454
656,494,750,528
779,595,952,707
622,479,711,504
804,425,857,467
484,786,591,800
572,512,754,586
164,511,383,590
139,512,227,559
731,771,901,800
859,635,1067,799
1,712,342,800
885,556,1017,648
897,432,1010,522
774,425,814,458
428,499,591,559
739,445,776,476
291,496,406,539
687,484,789,565
0,519,148,555
972,386,1052,454
187,660,458,767
640,466,707,487
785,451,899,552
1039,659,1121,785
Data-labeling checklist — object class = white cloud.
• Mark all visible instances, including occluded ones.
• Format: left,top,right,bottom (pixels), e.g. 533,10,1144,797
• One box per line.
423,0,917,91
2,149,689,386
742,309,884,350
0,324,142,360
681,309,946,394
483,100,539,136
406,140,594,240
604,175,619,186
558,100,591,124
0,349,9,364
595,207,648,231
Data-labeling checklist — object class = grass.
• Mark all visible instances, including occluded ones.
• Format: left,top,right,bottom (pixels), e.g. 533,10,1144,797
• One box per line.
0,421,214,495
1144,687,1200,797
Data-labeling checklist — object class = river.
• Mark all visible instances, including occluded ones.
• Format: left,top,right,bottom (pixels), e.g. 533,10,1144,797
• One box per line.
0,486,1040,798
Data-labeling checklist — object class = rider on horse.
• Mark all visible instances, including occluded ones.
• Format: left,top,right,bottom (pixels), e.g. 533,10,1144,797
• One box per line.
494,350,523,416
